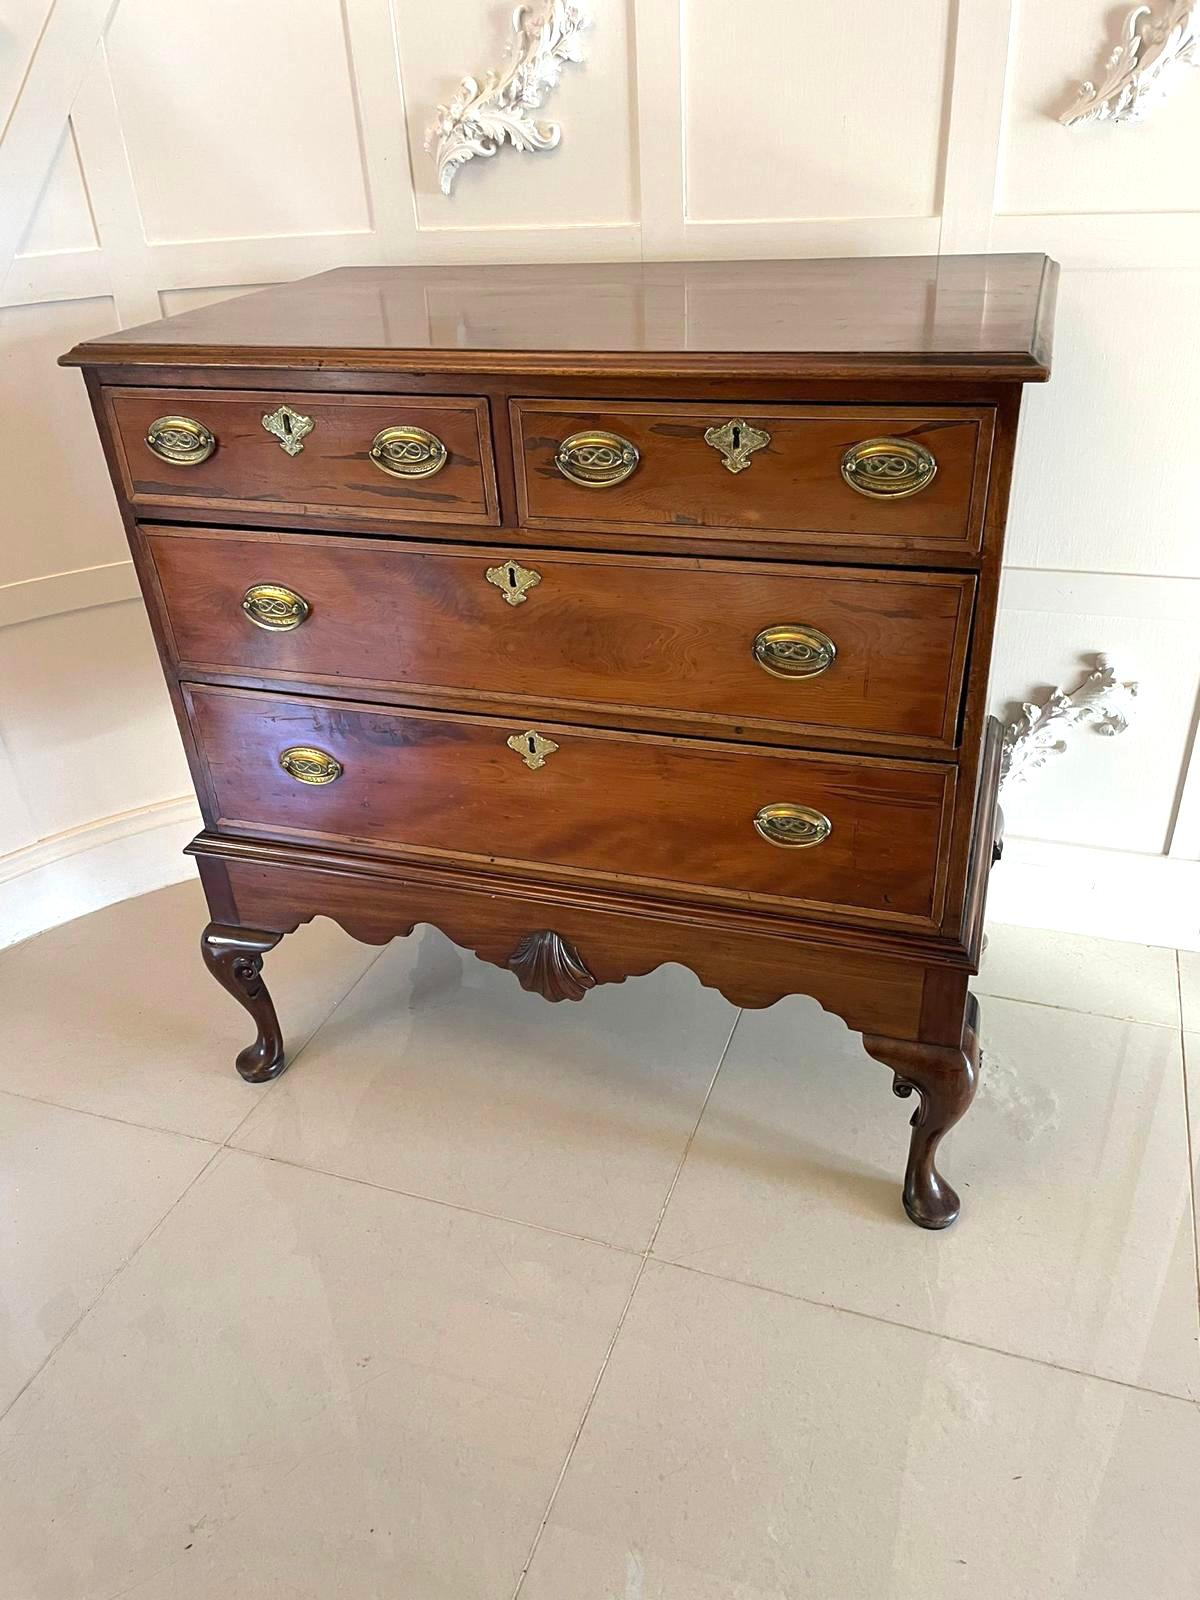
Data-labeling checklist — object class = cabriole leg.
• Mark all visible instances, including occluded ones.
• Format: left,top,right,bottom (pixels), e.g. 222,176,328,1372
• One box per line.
200,923,286,1083
864,995,980,1229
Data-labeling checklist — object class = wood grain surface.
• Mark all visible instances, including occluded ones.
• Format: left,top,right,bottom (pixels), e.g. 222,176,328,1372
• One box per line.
147,527,974,752
513,400,991,548
184,685,955,928
105,388,499,526
63,255,1058,383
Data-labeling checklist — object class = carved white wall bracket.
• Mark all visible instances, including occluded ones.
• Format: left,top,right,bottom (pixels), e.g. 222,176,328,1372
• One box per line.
426,2,590,196
1061,3,1198,126
1000,656,1139,792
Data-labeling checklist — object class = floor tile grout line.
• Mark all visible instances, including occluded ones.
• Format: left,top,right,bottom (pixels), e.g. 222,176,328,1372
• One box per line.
1177,954,1200,1328
0,1084,222,1148
0,944,390,1149
509,1008,744,1599
225,1144,645,1255
1175,946,1187,1035
0,943,390,1431
654,1256,1200,1410
973,987,1181,1029
224,1004,747,1257
643,1008,743,1256
0,1139,226,1430
215,939,392,1151
509,1254,650,1600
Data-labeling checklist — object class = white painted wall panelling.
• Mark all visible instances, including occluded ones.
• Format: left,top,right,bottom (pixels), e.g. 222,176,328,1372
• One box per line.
1,297,124,588
0,0,1196,947
0,601,191,841
0,1,57,134
16,127,97,256
399,0,638,230
990,582,1200,851
104,0,372,243
0,0,119,284
999,0,1200,218
683,0,953,225
1005,269,1200,577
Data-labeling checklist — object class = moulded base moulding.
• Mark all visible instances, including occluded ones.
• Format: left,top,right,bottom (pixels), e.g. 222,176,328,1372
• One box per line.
0,797,200,951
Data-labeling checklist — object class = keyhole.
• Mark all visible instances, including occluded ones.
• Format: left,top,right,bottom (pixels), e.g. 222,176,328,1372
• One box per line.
527,735,537,755
507,564,518,590
731,424,741,452
282,413,293,437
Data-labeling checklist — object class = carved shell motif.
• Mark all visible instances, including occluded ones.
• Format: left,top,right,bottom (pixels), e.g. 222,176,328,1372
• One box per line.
507,930,596,1002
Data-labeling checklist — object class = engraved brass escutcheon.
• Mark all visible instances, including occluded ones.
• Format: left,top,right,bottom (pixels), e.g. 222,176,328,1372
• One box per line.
145,415,215,466
261,404,314,457
752,624,837,680
704,417,770,474
242,583,311,631
279,746,342,785
507,729,558,771
841,437,937,499
753,802,832,849
486,558,542,607
369,425,448,479
555,430,640,488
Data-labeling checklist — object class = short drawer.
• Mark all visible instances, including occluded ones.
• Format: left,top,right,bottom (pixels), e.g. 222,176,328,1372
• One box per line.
185,686,955,928
149,529,974,752
512,400,991,551
105,388,499,526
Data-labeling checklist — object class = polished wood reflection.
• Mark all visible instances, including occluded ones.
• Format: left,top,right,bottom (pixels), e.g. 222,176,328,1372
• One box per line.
63,254,1057,381
68,252,1057,1229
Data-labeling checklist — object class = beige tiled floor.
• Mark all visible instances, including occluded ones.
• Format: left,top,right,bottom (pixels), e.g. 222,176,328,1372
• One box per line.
1,881,1197,1598
1181,950,1200,1032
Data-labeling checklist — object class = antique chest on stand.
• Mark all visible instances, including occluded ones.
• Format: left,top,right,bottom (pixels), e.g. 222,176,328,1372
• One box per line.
63,254,1056,1229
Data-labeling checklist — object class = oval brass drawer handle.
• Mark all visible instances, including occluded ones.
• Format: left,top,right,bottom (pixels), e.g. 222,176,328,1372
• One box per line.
279,746,342,785
370,425,448,479
841,437,937,499
145,415,215,466
753,624,836,680
555,430,640,488
753,803,832,849
242,583,311,631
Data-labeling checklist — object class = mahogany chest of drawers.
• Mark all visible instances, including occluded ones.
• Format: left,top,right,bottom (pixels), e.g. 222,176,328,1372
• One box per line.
64,254,1057,1228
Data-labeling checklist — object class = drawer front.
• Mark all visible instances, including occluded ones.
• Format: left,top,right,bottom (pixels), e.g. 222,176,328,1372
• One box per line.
512,400,991,550
151,530,974,750
106,388,499,525
186,687,955,927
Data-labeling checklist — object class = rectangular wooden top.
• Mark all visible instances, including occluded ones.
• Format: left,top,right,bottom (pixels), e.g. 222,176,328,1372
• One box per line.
63,253,1057,382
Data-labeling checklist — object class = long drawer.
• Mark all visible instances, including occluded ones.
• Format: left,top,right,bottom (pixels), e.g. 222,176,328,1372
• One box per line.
105,388,499,526
149,529,974,752
512,399,992,552
184,686,956,928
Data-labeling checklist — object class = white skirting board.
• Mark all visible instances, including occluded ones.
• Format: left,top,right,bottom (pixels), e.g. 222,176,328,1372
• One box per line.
1,805,1196,956
0,798,200,952
986,836,1200,953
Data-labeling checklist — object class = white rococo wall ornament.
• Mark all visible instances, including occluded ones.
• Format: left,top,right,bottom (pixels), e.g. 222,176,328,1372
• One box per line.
426,2,590,195
1061,2,1198,126
1000,657,1139,792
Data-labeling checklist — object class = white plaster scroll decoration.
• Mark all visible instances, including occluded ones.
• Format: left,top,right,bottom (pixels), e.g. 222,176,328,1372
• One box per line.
1061,3,1198,126
1000,656,1139,792
426,2,590,195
